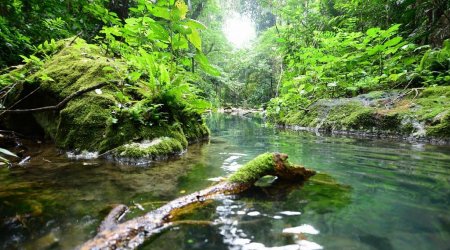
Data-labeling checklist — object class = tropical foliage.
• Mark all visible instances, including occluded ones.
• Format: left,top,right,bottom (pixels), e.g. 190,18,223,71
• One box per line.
0,0,449,115
1,0,220,128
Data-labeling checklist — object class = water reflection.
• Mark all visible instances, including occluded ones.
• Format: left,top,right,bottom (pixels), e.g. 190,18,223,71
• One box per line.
1,113,449,249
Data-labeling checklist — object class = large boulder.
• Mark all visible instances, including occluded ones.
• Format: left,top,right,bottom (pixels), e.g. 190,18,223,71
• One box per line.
0,38,209,161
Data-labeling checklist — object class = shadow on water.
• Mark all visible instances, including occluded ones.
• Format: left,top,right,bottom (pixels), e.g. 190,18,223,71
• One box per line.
0,113,449,249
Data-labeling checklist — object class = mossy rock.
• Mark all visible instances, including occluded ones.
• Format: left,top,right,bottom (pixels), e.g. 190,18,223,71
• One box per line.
0,38,209,161
277,86,450,141
108,137,185,165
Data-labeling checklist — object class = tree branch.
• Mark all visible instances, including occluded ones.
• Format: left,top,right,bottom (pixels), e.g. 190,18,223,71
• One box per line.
79,153,315,250
0,82,114,115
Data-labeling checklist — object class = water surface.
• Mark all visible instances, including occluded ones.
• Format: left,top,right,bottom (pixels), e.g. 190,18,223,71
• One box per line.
0,114,449,249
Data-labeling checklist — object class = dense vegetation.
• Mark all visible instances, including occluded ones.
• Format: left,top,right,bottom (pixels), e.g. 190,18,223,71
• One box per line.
262,0,450,121
197,0,450,108
0,0,216,163
0,0,449,156
0,1,449,248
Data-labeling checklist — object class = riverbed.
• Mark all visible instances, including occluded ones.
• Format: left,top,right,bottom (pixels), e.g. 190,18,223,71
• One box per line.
1,113,449,249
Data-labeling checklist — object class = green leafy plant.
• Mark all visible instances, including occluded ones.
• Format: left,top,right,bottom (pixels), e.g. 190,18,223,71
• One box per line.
0,147,18,166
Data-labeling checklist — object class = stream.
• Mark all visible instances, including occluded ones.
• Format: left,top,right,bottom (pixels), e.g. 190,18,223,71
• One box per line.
1,113,449,250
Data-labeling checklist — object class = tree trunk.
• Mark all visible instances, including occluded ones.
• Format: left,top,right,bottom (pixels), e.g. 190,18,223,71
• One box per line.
109,0,129,21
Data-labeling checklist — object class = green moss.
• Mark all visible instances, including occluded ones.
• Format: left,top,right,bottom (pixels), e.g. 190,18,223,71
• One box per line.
180,118,210,142
113,137,184,159
343,108,376,129
419,86,450,98
414,87,450,121
273,86,449,139
227,153,314,184
56,95,114,150
228,153,276,183
426,112,450,138
284,110,308,126
0,38,210,157
36,39,117,96
326,101,375,129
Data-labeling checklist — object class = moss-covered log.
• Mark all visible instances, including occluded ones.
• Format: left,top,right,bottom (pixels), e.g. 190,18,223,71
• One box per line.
79,153,315,250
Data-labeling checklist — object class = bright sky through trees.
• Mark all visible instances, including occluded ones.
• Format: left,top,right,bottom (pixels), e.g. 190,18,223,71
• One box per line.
222,12,256,48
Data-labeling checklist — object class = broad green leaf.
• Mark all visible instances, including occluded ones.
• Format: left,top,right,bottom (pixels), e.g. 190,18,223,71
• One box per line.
128,71,142,82
384,37,402,47
151,6,171,20
367,44,384,56
159,65,170,85
187,28,202,51
386,24,401,34
194,53,220,76
0,148,18,158
172,35,189,49
173,23,192,34
186,19,207,30
149,22,170,41
366,27,380,37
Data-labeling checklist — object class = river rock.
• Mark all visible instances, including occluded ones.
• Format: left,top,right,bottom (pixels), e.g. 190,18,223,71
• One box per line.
270,87,450,143
0,38,209,162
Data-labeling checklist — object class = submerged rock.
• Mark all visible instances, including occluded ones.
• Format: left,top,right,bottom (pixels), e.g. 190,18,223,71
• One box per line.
107,137,185,165
0,38,209,163
275,86,450,143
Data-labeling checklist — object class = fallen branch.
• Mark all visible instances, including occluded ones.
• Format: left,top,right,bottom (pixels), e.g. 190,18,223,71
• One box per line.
98,204,129,232
385,87,425,108
0,81,115,115
2,86,41,113
69,32,83,47
79,153,315,250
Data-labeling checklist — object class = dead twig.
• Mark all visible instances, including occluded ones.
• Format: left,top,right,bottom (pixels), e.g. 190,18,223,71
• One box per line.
69,31,83,47
0,81,115,115
2,86,41,113
385,87,425,108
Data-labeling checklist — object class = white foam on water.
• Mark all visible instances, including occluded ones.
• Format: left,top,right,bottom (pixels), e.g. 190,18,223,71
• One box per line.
67,151,99,160
282,224,320,235
279,211,301,216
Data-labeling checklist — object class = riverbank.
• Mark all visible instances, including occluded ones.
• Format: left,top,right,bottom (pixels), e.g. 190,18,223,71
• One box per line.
218,107,263,117
0,38,209,164
266,86,450,144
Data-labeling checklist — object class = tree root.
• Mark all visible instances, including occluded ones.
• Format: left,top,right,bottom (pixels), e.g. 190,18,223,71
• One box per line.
79,153,315,250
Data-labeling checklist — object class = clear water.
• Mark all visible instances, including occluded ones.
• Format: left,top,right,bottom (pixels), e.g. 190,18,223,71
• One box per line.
1,113,449,249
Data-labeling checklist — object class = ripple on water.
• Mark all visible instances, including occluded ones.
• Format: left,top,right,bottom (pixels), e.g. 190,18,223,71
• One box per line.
2,114,450,250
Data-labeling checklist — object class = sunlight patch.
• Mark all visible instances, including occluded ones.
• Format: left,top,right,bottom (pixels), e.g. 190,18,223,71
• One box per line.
222,11,256,48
